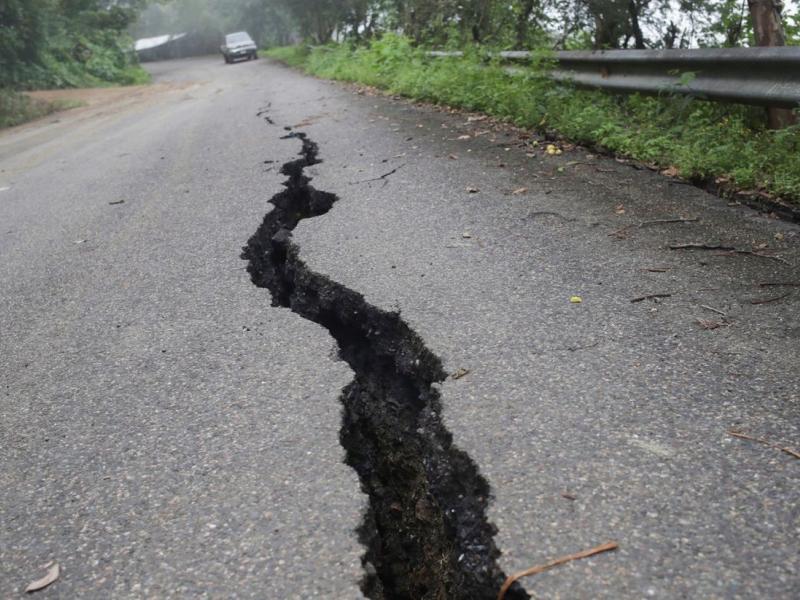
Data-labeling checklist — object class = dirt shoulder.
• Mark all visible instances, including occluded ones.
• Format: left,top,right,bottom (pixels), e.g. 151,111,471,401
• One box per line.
0,81,200,175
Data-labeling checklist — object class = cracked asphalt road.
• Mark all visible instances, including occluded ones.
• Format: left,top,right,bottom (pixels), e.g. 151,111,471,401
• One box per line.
2,56,799,598
0,58,363,598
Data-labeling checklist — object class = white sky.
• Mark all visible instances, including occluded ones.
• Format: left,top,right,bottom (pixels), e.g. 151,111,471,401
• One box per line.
663,0,800,47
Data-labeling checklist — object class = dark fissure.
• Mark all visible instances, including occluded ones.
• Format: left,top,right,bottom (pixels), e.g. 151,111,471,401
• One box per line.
241,122,527,600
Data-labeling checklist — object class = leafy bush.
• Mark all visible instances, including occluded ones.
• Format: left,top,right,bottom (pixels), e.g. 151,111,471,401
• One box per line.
267,39,800,203
0,1,150,90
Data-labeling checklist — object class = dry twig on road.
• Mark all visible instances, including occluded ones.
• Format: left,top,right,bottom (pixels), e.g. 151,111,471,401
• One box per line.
750,293,791,305
728,430,800,460
669,242,735,251
700,304,727,316
696,319,726,330
349,164,405,185
631,293,672,303
668,243,789,264
639,217,699,227
497,542,619,600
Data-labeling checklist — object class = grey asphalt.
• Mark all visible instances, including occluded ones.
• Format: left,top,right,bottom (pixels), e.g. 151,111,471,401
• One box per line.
1,58,363,598
2,55,799,598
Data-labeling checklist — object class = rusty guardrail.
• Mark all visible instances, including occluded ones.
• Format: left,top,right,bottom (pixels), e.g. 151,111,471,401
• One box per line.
429,47,800,109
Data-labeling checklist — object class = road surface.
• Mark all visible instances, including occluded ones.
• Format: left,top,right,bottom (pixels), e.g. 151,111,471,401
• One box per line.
1,56,798,598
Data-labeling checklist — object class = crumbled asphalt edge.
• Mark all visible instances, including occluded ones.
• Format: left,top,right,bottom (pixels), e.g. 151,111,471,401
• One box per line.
241,124,528,600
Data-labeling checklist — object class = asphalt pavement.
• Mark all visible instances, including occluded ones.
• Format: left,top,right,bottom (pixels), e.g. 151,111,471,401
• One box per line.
1,56,798,598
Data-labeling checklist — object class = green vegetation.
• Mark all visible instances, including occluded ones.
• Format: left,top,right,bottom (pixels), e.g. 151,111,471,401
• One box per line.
0,1,149,128
267,38,800,202
259,45,309,68
0,1,150,90
0,89,82,129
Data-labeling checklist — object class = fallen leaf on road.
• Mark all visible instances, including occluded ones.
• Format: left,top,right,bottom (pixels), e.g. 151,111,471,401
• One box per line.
511,187,528,195
545,144,562,155
570,296,582,304
451,368,470,380
660,166,680,177
614,204,626,215
25,562,60,593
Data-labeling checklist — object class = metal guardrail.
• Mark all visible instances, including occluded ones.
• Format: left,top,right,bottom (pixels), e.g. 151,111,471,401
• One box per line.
429,47,800,108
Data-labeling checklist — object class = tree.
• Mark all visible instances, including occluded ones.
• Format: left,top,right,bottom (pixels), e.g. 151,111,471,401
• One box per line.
748,0,795,127
0,0,51,86
748,0,786,45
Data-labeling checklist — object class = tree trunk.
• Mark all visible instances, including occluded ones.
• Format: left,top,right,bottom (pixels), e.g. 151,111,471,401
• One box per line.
628,0,646,49
748,0,796,128
515,0,536,49
594,15,621,49
748,0,786,46
663,21,679,49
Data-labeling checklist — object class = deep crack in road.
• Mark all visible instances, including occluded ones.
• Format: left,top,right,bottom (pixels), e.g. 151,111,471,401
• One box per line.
241,121,527,600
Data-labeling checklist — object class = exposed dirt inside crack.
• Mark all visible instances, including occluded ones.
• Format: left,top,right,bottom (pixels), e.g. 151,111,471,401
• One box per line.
241,124,527,600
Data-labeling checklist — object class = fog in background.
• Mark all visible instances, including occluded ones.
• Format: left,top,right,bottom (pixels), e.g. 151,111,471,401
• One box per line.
132,0,296,52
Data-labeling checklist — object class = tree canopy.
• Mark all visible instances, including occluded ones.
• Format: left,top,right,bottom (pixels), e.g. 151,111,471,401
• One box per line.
133,0,799,50
1,0,149,88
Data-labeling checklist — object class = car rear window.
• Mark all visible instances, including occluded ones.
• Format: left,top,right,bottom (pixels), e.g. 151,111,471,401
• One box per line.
226,33,251,44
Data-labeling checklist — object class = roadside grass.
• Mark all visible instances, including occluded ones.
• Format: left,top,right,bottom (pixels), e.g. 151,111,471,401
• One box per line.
0,89,84,130
259,46,309,68
265,38,800,205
